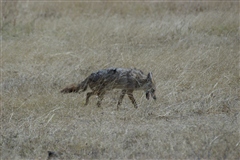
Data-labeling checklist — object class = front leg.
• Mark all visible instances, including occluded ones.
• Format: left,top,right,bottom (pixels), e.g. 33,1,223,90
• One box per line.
127,90,138,108
85,92,94,105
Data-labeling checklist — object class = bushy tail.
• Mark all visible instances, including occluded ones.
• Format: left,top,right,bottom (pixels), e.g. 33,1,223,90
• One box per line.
60,76,89,93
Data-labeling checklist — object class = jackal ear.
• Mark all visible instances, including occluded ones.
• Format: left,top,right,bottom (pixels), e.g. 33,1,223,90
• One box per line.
147,72,153,82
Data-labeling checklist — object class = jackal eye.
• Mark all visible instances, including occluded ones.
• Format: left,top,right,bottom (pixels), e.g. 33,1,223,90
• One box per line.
147,88,155,93
151,88,155,92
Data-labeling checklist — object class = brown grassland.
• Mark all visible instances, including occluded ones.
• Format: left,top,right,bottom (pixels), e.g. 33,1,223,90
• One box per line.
1,0,239,159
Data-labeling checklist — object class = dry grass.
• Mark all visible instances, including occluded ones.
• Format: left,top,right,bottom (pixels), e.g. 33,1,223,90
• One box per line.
1,1,239,159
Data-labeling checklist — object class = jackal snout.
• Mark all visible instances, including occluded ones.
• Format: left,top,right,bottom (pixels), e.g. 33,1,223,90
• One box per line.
146,89,156,100
145,72,157,100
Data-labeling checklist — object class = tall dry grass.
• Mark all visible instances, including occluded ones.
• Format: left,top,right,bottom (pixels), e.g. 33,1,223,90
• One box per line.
1,1,239,159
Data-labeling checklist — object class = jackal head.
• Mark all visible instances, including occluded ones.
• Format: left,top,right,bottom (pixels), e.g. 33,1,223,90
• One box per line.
145,72,156,100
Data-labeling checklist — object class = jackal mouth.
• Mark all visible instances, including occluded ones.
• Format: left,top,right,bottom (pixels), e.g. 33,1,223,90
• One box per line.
146,92,150,100
152,95,157,100
146,91,156,100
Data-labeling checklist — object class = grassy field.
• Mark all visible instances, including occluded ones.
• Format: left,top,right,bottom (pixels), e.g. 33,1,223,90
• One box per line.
1,1,239,159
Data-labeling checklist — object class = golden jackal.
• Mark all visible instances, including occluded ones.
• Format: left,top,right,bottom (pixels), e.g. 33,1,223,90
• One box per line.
61,68,156,109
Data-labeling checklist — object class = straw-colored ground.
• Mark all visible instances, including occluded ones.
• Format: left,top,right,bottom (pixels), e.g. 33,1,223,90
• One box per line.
1,1,239,159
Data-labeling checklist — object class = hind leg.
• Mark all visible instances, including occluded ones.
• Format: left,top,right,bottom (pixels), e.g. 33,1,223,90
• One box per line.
85,92,95,105
97,91,105,107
